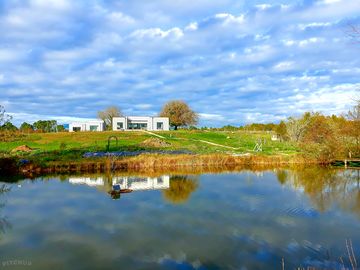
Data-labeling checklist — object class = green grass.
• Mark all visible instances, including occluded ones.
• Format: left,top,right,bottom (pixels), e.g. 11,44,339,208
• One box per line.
0,130,299,165
157,130,298,155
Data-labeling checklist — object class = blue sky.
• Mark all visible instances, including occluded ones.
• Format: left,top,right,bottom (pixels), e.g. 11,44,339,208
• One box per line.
0,0,359,127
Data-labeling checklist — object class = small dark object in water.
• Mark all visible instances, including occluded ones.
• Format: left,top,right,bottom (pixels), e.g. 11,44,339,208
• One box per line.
108,189,133,199
111,184,132,194
110,192,121,200
109,185,133,194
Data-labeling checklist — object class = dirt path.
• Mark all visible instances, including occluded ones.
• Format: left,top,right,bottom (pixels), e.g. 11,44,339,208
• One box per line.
193,139,241,150
142,130,166,139
144,130,241,150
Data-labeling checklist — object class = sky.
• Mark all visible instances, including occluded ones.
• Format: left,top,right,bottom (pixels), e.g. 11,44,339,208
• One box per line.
0,0,359,127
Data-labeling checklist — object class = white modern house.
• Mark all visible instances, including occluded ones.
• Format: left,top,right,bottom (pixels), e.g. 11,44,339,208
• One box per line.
69,120,105,132
112,116,170,131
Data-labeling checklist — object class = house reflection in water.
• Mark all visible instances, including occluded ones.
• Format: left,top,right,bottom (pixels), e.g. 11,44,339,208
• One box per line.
69,177,105,186
112,176,170,191
68,175,170,192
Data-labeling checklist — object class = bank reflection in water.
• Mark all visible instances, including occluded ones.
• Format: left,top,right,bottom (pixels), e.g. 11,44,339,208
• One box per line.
276,168,360,217
0,184,11,237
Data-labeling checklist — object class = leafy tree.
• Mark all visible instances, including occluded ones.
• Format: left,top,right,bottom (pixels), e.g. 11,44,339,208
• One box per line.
0,122,18,131
160,100,198,130
57,125,66,132
242,123,277,132
33,120,57,133
299,113,343,161
276,121,287,141
302,114,335,144
221,125,238,131
97,106,122,130
20,122,34,132
188,125,198,130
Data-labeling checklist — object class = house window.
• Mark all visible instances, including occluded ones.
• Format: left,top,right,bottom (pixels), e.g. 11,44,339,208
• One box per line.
156,122,163,130
89,125,98,131
157,177,164,184
117,122,124,130
73,127,81,132
128,123,147,130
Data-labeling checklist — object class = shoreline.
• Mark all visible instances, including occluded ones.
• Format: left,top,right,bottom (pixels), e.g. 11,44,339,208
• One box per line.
0,153,324,178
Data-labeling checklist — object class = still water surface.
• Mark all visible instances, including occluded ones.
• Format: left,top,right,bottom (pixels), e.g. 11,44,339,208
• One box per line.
0,168,359,269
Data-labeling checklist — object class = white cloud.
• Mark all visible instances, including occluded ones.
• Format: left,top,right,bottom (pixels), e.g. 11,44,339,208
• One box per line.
134,104,153,110
320,0,342,5
299,37,324,47
30,0,71,10
282,37,325,47
298,22,332,30
255,4,273,10
214,13,245,25
185,22,198,31
8,112,100,126
107,11,135,25
273,61,295,71
199,113,225,121
130,27,184,39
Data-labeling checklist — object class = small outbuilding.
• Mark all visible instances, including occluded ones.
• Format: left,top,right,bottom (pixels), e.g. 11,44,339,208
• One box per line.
271,134,281,141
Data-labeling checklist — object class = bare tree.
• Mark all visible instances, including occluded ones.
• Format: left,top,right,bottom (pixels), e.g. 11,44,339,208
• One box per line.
160,100,198,130
97,106,123,130
347,98,360,121
346,99,360,155
0,105,12,126
286,113,311,142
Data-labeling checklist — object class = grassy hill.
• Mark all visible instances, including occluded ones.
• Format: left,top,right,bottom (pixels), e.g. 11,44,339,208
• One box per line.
0,130,298,156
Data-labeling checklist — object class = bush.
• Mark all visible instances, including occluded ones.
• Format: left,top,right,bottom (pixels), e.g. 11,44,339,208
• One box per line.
59,142,67,151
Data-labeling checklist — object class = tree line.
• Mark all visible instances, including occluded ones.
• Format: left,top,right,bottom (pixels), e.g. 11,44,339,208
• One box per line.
1,105,67,133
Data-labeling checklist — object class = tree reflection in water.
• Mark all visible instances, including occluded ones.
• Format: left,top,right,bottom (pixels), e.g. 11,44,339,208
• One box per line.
0,184,11,236
163,175,199,204
276,167,360,217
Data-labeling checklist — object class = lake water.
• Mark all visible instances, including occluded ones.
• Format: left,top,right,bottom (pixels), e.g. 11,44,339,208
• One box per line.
0,168,359,269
